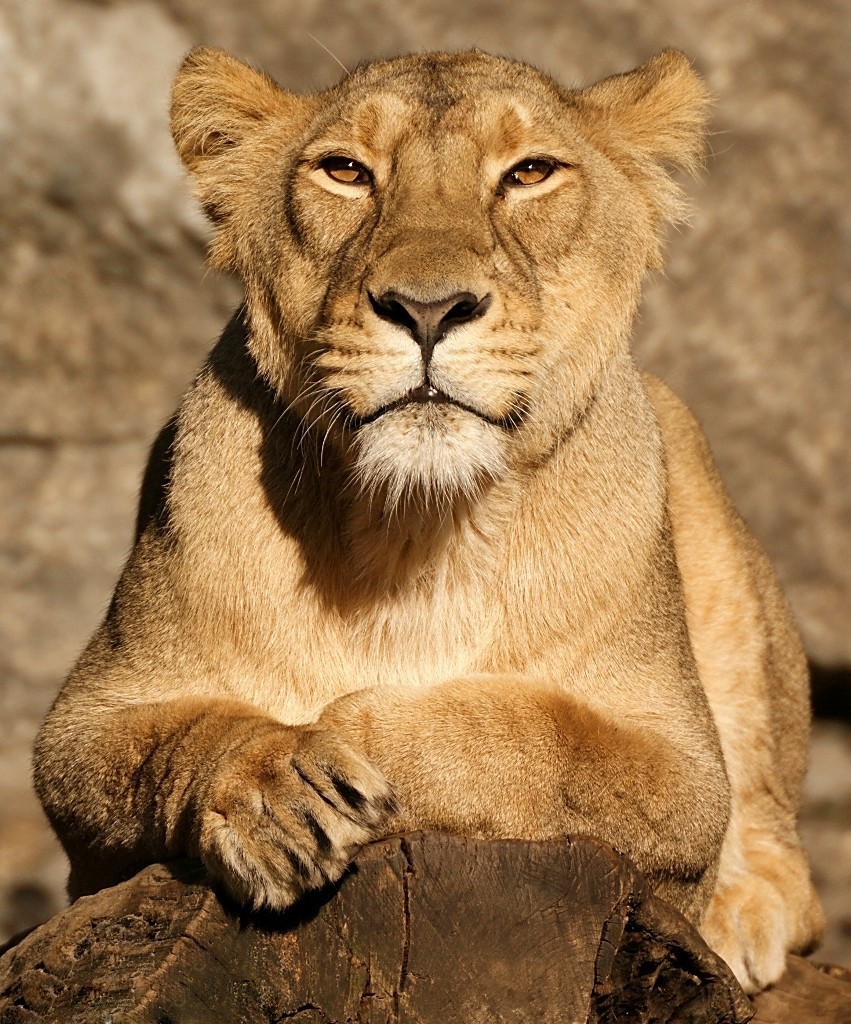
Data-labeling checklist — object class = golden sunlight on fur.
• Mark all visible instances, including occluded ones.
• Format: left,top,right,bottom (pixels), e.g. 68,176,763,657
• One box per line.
33,46,822,995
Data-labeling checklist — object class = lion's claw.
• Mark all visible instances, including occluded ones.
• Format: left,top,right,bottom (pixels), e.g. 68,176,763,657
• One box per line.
197,727,397,910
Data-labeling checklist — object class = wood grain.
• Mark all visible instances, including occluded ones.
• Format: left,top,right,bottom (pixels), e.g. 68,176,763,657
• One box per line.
0,833,844,1023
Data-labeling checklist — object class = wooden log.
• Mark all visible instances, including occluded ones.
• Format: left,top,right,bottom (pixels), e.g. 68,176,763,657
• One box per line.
0,832,844,1023
751,958,851,1024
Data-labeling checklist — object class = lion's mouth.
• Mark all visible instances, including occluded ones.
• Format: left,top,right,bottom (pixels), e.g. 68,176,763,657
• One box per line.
346,384,523,431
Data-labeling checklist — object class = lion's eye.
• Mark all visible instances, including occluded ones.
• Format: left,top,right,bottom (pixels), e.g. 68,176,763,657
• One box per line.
320,156,372,185
503,159,556,188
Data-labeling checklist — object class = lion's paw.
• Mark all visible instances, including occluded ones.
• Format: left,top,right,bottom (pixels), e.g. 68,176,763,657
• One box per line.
702,881,789,992
197,727,398,911
701,867,824,994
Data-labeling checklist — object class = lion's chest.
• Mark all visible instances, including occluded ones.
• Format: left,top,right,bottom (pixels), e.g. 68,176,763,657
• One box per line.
243,571,498,725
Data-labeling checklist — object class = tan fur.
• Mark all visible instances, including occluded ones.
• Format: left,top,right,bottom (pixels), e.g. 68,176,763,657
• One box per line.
33,47,822,993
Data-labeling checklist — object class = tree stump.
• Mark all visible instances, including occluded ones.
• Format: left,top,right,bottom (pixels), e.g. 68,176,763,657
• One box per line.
0,833,847,1023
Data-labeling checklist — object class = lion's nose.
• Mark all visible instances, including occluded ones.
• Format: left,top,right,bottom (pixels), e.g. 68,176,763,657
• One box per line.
369,289,492,364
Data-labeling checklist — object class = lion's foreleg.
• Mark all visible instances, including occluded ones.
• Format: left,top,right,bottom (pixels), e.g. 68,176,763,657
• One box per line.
34,693,397,909
318,675,730,919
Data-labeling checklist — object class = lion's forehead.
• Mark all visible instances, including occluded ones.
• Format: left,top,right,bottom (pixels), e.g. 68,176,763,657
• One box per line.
307,80,574,169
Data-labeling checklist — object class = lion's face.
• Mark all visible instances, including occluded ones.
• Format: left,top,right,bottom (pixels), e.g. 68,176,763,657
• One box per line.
172,49,708,507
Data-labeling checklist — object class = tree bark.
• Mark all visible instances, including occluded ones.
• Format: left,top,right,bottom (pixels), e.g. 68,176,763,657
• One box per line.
0,833,846,1024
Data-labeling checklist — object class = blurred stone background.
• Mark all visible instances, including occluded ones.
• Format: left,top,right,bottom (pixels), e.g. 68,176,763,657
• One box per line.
1,0,848,965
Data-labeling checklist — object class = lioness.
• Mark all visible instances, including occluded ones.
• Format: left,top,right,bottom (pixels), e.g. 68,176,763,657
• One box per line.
34,47,823,994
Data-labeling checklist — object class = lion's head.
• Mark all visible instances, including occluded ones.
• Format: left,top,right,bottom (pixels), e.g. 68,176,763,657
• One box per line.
171,48,708,509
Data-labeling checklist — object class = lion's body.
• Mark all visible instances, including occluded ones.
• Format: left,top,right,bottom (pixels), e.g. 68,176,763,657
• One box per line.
34,47,822,993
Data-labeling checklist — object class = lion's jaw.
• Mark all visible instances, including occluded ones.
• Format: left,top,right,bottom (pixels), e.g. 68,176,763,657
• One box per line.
308,282,532,509
350,404,510,511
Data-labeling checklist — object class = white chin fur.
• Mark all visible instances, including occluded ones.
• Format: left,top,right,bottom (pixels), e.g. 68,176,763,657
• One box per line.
351,405,507,510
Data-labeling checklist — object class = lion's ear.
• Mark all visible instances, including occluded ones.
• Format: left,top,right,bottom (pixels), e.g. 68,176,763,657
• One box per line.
576,49,711,176
170,48,314,265
170,47,307,171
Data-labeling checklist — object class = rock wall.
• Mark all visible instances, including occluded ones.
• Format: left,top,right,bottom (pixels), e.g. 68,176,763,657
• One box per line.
1,0,848,956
